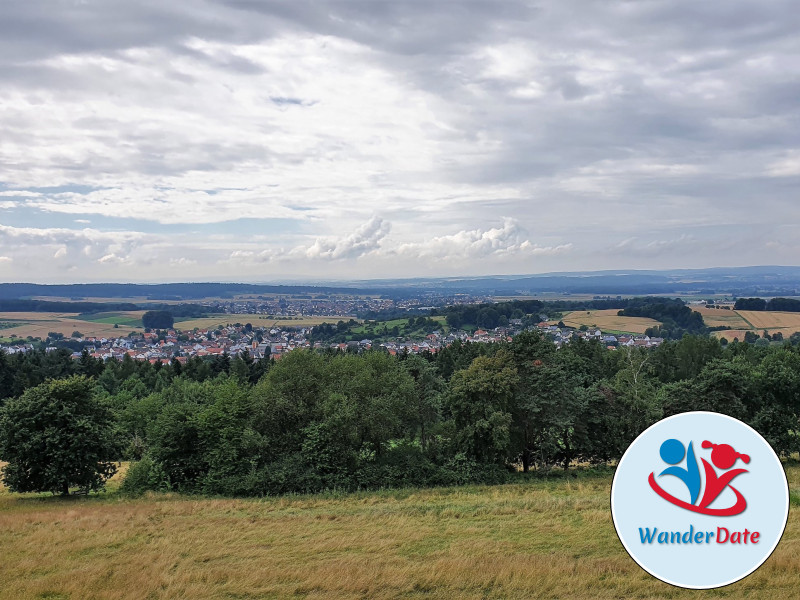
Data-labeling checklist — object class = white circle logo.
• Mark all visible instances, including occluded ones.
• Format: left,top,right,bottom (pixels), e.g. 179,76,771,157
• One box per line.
611,411,789,589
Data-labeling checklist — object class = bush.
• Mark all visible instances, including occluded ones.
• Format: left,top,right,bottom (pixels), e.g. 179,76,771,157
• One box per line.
120,456,171,495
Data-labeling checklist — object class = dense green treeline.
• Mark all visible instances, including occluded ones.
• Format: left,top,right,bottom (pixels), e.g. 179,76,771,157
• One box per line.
0,299,210,316
618,297,708,338
2,333,800,497
434,298,632,330
432,296,709,335
735,297,800,312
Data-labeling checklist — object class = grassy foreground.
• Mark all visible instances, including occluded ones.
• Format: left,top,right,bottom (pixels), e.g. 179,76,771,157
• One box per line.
1,466,799,599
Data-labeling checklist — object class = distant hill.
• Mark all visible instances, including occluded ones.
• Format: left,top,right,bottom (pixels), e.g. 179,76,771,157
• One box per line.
2,266,800,299
0,282,382,300
353,266,800,296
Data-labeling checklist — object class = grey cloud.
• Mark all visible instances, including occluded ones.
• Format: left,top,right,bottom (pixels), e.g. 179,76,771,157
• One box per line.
1,0,799,279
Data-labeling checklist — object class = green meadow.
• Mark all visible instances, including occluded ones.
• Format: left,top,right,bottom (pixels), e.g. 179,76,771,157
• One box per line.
1,464,799,599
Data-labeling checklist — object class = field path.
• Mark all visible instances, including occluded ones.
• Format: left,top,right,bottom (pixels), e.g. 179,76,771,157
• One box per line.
736,311,758,329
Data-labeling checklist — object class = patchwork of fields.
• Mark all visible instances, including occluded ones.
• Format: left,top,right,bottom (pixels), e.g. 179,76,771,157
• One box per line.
0,311,357,340
2,304,800,344
553,306,800,341
1,464,799,599
0,311,144,340
700,308,800,341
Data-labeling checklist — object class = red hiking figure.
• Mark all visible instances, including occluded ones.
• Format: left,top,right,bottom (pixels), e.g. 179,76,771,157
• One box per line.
698,441,750,512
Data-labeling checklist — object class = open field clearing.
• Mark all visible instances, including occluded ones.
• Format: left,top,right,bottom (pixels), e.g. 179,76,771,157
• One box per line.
555,309,661,334
73,311,146,327
712,329,755,342
351,316,448,336
713,328,800,343
175,314,359,331
0,312,143,339
697,309,800,340
692,306,751,329
737,311,800,333
1,465,800,599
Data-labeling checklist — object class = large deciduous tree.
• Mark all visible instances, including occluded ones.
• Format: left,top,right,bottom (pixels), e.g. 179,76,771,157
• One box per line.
0,375,119,496
446,350,519,465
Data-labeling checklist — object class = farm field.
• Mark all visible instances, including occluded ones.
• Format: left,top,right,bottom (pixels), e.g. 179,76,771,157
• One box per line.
737,310,800,333
1,465,800,599
175,314,359,331
703,310,800,341
713,329,756,343
351,315,448,337
692,306,751,329
555,309,661,334
0,311,144,340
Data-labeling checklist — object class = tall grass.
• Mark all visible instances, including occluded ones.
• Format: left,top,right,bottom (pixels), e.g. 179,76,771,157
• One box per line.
0,465,798,599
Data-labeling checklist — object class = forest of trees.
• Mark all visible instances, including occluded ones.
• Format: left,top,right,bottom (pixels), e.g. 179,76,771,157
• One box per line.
2,332,800,497
142,310,175,329
735,297,800,312
434,297,634,330
618,297,708,339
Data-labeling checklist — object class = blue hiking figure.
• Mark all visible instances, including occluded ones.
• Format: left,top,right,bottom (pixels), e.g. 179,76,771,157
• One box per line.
658,438,701,505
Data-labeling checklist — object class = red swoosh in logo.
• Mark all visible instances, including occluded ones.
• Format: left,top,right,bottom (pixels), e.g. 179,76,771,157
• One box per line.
648,472,747,516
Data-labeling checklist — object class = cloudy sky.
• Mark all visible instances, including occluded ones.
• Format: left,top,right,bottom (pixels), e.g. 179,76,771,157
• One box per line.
1,0,799,282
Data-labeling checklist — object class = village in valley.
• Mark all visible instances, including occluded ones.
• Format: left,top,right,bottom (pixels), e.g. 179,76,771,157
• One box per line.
1,315,664,364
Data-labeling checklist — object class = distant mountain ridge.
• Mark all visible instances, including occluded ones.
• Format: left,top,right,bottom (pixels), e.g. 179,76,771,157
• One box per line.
2,266,800,298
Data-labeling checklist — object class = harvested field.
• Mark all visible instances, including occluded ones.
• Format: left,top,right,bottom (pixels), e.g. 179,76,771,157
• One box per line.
737,311,800,333
555,309,661,334
712,329,755,342
175,314,358,331
0,311,143,340
693,306,751,329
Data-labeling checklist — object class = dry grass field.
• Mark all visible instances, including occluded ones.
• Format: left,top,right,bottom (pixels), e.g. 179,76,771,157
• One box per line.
704,310,800,341
0,311,144,340
1,464,800,599
176,315,359,331
692,306,751,329
555,309,661,334
712,329,754,343
737,311,800,333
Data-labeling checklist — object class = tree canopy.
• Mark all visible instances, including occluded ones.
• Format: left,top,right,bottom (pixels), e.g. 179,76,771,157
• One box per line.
0,375,119,495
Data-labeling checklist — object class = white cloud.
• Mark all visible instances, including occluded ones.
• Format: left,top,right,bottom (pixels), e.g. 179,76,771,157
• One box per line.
0,191,40,198
389,218,570,261
0,1,798,280
224,217,567,271
298,217,391,260
766,151,800,177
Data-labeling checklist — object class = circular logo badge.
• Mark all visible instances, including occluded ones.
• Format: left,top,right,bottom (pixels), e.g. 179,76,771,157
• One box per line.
611,411,789,589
